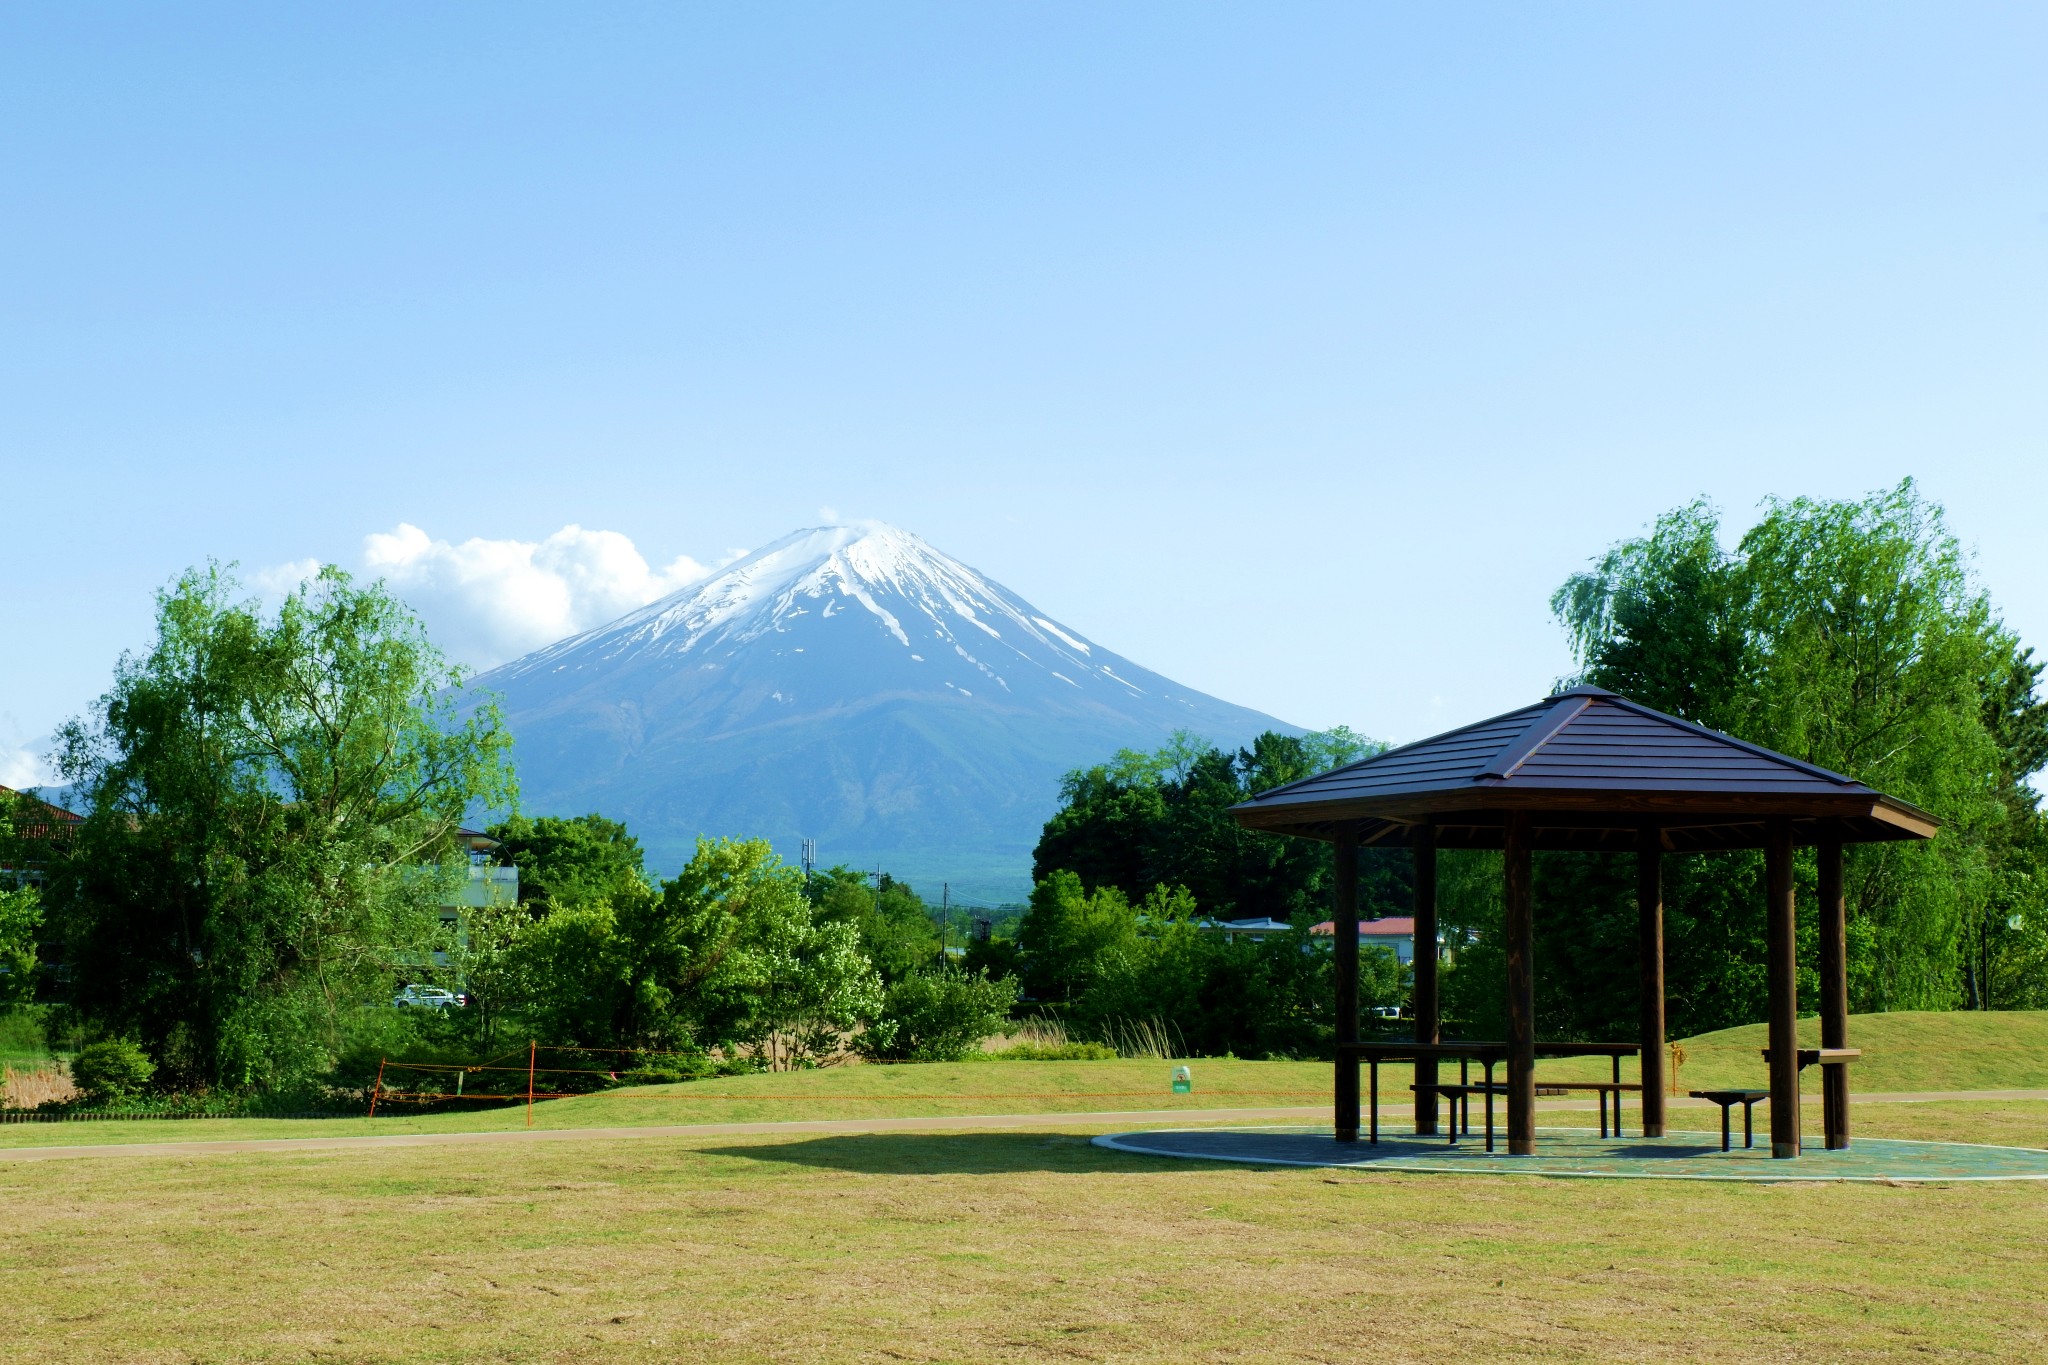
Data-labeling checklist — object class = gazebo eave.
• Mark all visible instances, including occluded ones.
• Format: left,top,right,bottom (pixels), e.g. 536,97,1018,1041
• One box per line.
1230,788,1937,849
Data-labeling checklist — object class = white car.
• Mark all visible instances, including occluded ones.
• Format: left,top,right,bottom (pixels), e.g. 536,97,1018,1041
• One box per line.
393,985,466,1009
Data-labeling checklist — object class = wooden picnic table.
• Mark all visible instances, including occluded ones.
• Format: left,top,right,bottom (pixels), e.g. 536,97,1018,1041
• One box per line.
1338,1040,1640,1146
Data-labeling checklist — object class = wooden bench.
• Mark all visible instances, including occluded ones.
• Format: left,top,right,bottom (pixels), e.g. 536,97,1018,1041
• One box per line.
1530,1081,1640,1139
1690,1089,1768,1151
1417,1082,1508,1151
1416,1081,1642,1150
1761,1047,1861,1151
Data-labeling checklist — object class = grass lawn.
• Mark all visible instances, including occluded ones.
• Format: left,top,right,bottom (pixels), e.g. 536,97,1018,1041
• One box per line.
0,1057,1333,1149
1663,1009,2048,1093
5,1009,2045,1153
3,1099,2046,1363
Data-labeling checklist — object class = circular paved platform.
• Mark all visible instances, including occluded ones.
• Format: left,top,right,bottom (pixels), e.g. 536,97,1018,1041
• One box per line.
1092,1125,2048,1182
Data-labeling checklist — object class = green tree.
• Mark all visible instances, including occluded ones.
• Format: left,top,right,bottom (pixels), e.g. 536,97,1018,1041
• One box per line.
807,866,940,984
445,897,531,1049
1015,870,1145,1002
485,813,649,916
1032,727,1405,925
858,969,1020,1062
1537,480,2048,1030
509,837,884,1068
0,885,40,1006
2,783,68,1004
1013,868,1403,1057
46,564,516,1091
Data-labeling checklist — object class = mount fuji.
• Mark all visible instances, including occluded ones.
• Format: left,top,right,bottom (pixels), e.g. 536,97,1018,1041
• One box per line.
476,523,1298,899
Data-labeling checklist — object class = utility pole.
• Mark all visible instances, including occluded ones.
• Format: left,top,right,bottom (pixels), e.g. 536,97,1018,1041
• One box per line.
941,882,950,955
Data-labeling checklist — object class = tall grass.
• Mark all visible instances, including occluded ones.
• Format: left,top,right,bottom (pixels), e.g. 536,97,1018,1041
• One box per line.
1004,1015,1072,1050
1098,1016,1187,1061
1,1064,77,1110
1001,1013,1188,1060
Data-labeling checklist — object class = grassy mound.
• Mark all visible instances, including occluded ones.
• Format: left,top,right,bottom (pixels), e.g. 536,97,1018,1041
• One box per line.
1667,1009,2048,1094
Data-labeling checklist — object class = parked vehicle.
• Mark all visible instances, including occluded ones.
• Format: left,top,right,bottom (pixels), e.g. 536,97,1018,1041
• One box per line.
393,985,466,1009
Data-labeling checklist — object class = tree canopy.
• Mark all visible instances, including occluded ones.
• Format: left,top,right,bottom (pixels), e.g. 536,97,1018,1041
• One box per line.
1020,729,1412,1057
1456,480,2048,1036
45,564,517,1091
484,813,649,917
1032,726,1406,924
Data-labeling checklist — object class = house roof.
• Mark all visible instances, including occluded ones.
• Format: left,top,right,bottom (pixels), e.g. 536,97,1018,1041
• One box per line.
0,784,83,843
1309,918,1417,936
1230,686,1938,853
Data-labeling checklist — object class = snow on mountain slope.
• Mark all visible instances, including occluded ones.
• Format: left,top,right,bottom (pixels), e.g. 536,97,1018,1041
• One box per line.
477,523,1299,897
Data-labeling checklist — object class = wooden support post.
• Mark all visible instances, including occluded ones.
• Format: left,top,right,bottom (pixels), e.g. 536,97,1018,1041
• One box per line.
1765,819,1800,1158
527,1040,538,1129
1413,822,1440,1136
1333,832,1361,1142
368,1056,386,1119
1637,822,1667,1138
1504,811,1536,1157
1818,838,1850,1150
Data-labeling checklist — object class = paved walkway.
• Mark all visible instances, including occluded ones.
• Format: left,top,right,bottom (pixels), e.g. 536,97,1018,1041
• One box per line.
1096,1124,2048,1182
0,1090,2041,1164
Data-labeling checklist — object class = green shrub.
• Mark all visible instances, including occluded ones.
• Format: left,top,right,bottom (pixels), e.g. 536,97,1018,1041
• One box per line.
982,1041,1116,1061
859,970,1020,1062
70,1039,157,1102
618,1055,755,1085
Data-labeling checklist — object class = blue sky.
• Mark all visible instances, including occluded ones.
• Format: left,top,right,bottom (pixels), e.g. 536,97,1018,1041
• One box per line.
4,4,2045,782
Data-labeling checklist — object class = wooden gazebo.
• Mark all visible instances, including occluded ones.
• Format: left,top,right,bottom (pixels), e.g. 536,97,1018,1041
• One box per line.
1229,686,1938,1159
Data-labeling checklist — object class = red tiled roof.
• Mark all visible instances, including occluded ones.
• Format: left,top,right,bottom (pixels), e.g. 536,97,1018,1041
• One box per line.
0,784,82,837
1308,918,1416,936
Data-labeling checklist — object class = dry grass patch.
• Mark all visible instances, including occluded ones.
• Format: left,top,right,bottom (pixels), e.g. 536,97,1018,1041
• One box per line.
3,1102,2045,1363
1,1064,76,1109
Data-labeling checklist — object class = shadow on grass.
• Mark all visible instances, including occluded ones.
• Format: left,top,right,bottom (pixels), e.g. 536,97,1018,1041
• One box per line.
699,1131,1252,1176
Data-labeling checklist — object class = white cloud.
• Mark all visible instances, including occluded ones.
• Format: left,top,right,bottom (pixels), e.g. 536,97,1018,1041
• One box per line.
0,746,48,790
251,557,324,606
0,715,51,790
353,524,717,670
817,505,840,524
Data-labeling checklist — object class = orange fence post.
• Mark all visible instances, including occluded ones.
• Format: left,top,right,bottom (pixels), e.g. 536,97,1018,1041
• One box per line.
527,1041,537,1127
368,1057,387,1118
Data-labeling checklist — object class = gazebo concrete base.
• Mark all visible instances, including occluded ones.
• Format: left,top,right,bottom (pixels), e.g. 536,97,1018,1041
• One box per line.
1092,1126,2048,1183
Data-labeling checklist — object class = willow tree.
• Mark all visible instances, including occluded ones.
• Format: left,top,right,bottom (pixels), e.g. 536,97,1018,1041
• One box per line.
50,564,516,1091
1540,480,2048,1022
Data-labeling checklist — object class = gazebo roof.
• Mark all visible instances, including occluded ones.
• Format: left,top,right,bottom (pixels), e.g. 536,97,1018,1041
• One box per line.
1231,686,1938,852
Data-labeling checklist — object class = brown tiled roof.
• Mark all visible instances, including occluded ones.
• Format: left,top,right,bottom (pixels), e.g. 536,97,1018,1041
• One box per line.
1231,687,1937,852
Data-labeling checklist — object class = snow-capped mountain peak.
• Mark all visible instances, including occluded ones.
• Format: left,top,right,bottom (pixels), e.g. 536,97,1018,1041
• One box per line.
474,522,1296,896
495,521,1120,701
